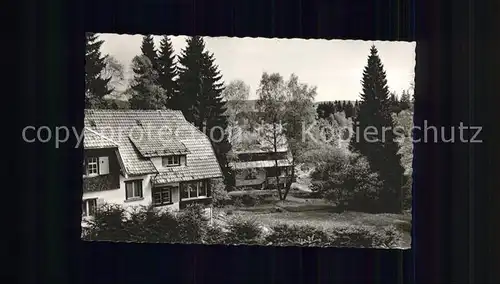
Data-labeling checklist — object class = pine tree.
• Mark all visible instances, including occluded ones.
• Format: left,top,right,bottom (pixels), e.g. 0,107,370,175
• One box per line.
175,36,206,123
389,92,401,113
400,90,411,110
141,35,159,71
129,55,166,110
85,33,112,108
344,101,354,118
349,45,404,213
176,36,233,186
157,36,178,108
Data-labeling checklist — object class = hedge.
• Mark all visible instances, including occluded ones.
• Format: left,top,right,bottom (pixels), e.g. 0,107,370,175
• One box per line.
83,203,403,248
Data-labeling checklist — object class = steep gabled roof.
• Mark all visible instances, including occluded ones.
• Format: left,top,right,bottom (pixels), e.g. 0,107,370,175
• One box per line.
83,127,119,149
84,109,222,181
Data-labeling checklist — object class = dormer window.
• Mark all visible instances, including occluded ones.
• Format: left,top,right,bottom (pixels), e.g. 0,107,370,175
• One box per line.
162,155,181,167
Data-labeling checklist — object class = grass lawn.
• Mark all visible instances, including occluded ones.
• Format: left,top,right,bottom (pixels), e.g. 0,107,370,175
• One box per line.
220,190,412,248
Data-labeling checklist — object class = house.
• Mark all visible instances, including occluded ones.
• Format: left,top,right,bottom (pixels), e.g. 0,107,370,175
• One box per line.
82,109,223,219
228,127,293,190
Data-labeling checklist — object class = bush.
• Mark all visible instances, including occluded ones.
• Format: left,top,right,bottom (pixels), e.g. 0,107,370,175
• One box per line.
176,204,209,243
203,224,227,245
211,178,231,208
319,154,386,213
224,216,263,245
395,221,412,234
265,224,330,247
83,203,130,241
329,225,401,248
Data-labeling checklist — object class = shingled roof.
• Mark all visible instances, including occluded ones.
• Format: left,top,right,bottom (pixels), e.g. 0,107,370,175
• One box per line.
84,109,222,181
83,127,119,149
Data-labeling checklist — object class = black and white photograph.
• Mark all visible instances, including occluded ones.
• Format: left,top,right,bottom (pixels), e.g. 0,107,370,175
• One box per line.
82,33,415,249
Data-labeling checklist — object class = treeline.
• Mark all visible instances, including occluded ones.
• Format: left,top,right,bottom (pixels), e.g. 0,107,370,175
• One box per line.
85,33,232,186
316,90,413,120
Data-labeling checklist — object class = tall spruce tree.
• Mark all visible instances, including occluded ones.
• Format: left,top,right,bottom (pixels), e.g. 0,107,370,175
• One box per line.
175,36,206,122
157,36,178,108
85,33,112,108
349,45,404,213
141,35,159,71
176,36,233,186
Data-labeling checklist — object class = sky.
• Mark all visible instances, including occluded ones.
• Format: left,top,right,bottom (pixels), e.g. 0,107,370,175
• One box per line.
98,33,415,102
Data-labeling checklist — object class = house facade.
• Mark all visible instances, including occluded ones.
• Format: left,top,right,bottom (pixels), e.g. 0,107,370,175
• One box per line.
228,127,293,190
82,109,222,219
230,150,293,190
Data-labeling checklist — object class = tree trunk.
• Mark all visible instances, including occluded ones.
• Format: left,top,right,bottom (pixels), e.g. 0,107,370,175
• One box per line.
282,159,295,200
272,122,283,200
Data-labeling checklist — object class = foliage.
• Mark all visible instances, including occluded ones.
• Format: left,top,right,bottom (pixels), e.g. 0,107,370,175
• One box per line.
83,203,404,248
224,216,263,244
265,224,330,247
176,204,209,243
175,36,232,186
128,55,167,110
399,90,412,111
203,224,227,245
255,72,317,200
157,35,178,108
349,45,405,213
210,178,231,208
102,55,126,99
329,225,400,248
140,35,159,71
314,154,385,213
85,33,112,108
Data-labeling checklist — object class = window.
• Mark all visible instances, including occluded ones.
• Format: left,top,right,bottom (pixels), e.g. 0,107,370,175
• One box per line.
162,155,181,167
181,181,207,199
83,156,110,176
86,157,99,176
125,180,143,200
82,198,97,217
244,169,258,180
152,187,172,206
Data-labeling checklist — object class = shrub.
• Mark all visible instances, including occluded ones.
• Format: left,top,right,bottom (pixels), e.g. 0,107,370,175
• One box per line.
224,216,262,245
329,225,401,248
395,221,412,234
371,225,403,248
83,203,130,242
176,204,209,243
319,154,386,213
329,226,375,248
203,224,227,245
265,224,330,247
211,178,231,208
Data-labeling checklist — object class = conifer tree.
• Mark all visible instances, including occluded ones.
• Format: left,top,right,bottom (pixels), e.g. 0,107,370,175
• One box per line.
176,36,233,185
400,90,411,111
140,35,159,71
157,35,178,108
349,45,404,213
85,33,112,108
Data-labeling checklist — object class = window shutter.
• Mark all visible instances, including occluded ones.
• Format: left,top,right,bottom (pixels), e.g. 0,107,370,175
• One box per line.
99,156,109,175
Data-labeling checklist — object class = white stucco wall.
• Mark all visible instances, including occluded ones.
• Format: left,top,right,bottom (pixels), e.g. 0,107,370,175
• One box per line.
82,174,181,212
